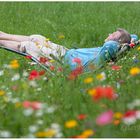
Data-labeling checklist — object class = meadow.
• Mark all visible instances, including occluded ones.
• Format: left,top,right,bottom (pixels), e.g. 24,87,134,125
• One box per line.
0,2,140,138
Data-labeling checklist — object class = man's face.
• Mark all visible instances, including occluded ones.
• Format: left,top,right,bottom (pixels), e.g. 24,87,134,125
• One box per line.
105,31,121,42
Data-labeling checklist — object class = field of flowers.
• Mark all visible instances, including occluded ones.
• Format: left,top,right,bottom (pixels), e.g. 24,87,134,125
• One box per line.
0,2,140,138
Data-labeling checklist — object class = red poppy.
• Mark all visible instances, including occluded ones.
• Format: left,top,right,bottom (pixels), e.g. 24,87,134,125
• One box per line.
72,58,82,64
39,70,46,76
129,43,135,48
111,65,121,71
68,66,83,80
50,66,55,71
123,110,136,118
39,57,49,64
93,86,116,101
25,55,32,59
77,114,87,120
28,70,39,80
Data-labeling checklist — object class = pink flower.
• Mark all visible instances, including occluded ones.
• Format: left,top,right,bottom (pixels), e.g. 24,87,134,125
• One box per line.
22,101,42,110
96,110,114,126
23,101,31,108
31,101,42,110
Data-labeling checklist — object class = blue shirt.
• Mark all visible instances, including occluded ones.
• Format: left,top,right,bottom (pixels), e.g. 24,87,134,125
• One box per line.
64,40,120,71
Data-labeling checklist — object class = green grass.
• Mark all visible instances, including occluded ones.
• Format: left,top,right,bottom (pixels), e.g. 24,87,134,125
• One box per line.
0,2,140,138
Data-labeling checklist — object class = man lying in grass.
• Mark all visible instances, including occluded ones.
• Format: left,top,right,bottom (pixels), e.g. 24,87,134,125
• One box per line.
0,28,132,72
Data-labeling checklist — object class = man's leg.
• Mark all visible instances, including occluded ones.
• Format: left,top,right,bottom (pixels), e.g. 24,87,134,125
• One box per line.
0,40,21,52
0,31,30,42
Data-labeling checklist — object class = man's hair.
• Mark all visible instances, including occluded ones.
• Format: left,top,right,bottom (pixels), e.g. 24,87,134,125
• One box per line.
117,28,131,44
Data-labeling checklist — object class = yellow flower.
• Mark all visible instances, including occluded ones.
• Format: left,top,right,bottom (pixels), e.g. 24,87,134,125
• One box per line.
87,88,96,96
15,102,22,108
130,67,140,76
65,120,78,128
9,59,19,69
96,72,106,81
58,34,65,39
0,90,5,96
81,129,94,138
113,112,123,119
137,46,140,50
35,129,56,138
84,77,93,84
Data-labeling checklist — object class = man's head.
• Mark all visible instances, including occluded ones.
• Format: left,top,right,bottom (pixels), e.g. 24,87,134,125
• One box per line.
105,28,131,44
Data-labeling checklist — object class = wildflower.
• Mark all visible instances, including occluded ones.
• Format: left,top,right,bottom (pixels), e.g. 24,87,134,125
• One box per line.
87,88,96,96
96,110,114,126
81,129,94,138
137,46,140,50
31,101,42,110
39,70,46,76
50,66,55,71
15,102,21,108
0,70,4,76
57,67,63,72
58,34,65,39
68,66,83,80
23,101,31,108
0,130,12,138
96,72,106,81
122,110,136,125
11,73,20,81
29,81,38,87
72,58,82,65
92,86,116,101
130,67,140,76
23,70,29,77
84,77,93,84
22,101,42,110
113,120,121,125
111,65,121,71
39,57,49,64
114,112,123,119
136,110,140,119
65,120,78,128
35,129,56,138
29,125,39,133
23,108,33,116
9,59,19,69
77,114,87,120
0,90,5,96
28,70,39,80
25,55,32,59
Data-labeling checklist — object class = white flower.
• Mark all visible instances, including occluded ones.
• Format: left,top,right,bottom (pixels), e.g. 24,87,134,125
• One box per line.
23,108,33,116
55,133,63,138
46,106,56,113
29,81,38,87
11,73,20,81
127,103,135,110
35,110,43,117
36,120,44,125
123,117,136,125
28,125,39,133
0,130,12,138
116,82,120,89
136,111,140,119
133,99,140,106
11,98,20,103
22,70,28,77
0,70,4,76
